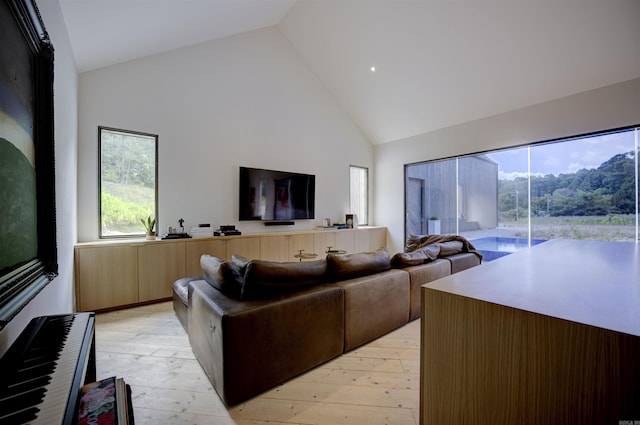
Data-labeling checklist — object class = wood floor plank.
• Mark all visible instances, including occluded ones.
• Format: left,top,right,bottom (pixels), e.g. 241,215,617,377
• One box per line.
296,367,420,390
261,380,418,408
131,385,228,417
229,398,417,425
95,301,420,425
133,407,239,425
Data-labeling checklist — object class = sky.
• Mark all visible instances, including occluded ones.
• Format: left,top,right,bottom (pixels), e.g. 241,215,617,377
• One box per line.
487,128,637,180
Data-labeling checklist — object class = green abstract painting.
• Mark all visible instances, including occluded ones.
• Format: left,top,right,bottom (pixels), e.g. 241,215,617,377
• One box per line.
0,138,37,272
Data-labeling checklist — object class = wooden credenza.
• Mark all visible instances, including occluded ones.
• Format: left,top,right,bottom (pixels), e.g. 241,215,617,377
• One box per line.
74,226,386,312
420,239,640,425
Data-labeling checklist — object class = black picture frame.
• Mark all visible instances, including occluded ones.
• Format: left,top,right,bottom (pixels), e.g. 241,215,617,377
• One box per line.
0,0,56,329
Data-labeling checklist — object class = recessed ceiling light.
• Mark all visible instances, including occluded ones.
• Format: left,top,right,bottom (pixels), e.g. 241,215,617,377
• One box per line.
370,66,376,72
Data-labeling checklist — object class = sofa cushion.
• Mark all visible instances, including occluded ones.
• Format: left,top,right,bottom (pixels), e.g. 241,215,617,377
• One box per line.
327,249,391,281
444,252,482,273
334,269,410,350
241,259,328,300
201,255,242,298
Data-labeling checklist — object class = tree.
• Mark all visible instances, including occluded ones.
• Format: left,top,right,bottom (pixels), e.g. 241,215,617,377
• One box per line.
498,150,636,217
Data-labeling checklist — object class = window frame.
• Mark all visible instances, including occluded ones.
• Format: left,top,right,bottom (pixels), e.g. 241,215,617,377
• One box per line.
349,165,369,226
404,125,640,244
98,126,159,239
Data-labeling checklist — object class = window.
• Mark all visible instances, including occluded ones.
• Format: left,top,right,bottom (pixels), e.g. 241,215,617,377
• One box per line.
405,127,639,248
99,127,158,238
350,165,368,226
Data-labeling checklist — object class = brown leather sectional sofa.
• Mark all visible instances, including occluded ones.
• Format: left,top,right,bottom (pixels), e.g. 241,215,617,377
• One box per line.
172,246,481,405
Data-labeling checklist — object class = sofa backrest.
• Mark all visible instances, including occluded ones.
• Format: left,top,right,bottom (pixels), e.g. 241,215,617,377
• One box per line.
242,259,328,300
201,248,394,301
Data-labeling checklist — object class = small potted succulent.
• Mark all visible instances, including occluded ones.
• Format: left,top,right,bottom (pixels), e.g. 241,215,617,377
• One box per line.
141,216,156,240
428,215,441,235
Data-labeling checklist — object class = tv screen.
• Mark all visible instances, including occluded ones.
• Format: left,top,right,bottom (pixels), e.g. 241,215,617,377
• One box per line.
239,167,315,221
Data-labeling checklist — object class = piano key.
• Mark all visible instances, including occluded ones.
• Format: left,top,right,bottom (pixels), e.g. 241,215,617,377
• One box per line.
0,406,39,424
30,314,90,425
4,376,51,399
0,387,45,420
0,313,95,425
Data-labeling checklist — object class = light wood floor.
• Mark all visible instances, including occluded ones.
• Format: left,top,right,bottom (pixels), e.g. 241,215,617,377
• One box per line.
95,301,420,425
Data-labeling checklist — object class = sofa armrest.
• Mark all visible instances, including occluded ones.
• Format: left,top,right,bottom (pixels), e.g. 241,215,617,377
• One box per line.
444,252,482,273
400,259,451,321
171,276,202,332
188,280,344,405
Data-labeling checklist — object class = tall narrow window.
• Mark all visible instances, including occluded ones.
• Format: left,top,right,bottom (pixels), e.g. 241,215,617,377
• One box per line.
350,166,368,226
99,127,158,238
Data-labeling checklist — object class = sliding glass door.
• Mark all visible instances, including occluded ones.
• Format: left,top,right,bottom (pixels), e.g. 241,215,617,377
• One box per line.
405,127,639,249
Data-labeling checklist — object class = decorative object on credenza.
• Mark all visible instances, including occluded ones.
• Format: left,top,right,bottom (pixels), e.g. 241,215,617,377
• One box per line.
190,224,213,238
294,249,318,262
214,225,242,236
325,246,347,254
345,214,358,229
141,216,156,240
162,218,193,239
162,232,191,240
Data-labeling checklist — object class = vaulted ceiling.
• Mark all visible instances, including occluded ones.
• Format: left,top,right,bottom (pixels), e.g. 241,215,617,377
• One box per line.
59,0,640,145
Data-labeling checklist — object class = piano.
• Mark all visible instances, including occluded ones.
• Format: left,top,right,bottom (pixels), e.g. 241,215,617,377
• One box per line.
0,313,96,425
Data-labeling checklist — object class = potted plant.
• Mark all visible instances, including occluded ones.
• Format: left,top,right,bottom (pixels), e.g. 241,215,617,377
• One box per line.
428,215,441,235
141,216,156,240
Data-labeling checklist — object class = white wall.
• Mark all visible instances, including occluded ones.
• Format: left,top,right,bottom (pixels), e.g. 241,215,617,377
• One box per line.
77,27,373,242
0,0,78,354
375,78,640,253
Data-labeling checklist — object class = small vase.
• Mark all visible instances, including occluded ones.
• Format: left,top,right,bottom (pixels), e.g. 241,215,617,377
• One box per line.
428,220,441,235
146,232,156,240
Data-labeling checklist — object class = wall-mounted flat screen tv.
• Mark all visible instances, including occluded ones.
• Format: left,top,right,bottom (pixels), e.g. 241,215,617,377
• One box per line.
239,167,315,221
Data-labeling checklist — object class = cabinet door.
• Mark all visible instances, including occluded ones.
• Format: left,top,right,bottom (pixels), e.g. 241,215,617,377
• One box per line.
138,242,186,302
289,233,316,261
335,230,355,254
185,239,227,275
368,227,387,251
314,232,336,256
353,229,371,253
75,245,138,311
227,236,261,260
260,235,292,262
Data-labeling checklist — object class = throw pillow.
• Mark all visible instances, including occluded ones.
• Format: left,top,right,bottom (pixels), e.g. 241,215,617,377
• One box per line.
391,251,427,267
200,255,242,298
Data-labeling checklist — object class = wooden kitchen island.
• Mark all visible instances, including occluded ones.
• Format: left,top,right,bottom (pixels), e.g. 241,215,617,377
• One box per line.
421,239,640,425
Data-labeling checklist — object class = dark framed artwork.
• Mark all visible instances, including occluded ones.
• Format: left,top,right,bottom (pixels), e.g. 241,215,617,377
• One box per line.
0,0,56,329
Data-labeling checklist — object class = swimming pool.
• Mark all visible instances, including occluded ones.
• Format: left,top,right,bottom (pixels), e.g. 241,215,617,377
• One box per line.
470,237,547,261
